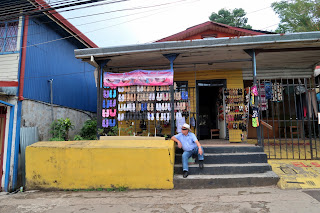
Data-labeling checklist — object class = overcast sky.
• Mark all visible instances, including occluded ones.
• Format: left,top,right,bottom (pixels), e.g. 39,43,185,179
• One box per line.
58,0,281,48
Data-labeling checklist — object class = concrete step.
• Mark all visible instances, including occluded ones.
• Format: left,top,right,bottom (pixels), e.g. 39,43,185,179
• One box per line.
174,171,280,189
175,152,268,164
174,163,272,175
175,146,263,154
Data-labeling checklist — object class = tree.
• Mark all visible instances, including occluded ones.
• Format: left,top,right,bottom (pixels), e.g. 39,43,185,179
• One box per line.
272,0,320,33
209,8,252,29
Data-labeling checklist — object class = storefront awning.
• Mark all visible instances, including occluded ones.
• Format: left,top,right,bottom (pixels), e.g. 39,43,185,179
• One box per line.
75,31,320,78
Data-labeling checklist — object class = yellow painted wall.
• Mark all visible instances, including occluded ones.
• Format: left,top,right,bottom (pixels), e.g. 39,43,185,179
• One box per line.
175,69,244,142
26,139,175,190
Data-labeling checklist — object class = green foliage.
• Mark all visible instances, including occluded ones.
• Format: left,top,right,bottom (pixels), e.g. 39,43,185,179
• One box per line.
107,126,119,136
123,125,134,136
49,137,65,141
79,119,97,139
78,119,100,140
50,118,75,141
73,135,84,141
209,8,252,29
272,0,320,33
118,186,127,192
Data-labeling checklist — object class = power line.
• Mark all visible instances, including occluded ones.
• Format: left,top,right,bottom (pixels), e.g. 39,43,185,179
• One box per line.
2,1,277,35
2,0,280,51
3,0,192,42
0,0,88,15
0,0,116,21
23,68,96,79
21,0,189,30
21,0,199,48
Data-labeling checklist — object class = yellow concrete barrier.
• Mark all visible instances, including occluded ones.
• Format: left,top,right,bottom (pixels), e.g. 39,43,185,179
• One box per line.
100,136,165,140
26,139,175,190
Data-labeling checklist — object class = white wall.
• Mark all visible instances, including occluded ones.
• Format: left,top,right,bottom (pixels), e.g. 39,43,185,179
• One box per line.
0,53,20,82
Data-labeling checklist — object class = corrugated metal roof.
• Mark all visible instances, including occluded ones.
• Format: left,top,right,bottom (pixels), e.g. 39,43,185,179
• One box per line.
75,31,320,79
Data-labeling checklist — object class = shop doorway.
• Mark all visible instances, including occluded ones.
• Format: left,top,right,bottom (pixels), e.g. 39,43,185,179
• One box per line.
0,106,7,189
196,80,226,140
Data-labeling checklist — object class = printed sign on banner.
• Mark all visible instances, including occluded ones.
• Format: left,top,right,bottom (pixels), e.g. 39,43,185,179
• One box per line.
104,70,173,87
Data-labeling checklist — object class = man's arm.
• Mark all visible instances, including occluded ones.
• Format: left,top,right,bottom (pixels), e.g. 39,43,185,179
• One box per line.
195,140,203,155
171,136,182,149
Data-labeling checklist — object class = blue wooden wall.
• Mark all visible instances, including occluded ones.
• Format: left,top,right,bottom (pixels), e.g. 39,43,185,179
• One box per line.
24,17,97,112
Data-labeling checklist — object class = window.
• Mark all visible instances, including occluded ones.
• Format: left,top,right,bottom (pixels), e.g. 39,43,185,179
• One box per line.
0,20,19,53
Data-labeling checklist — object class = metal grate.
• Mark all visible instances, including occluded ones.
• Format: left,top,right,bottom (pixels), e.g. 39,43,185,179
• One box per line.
253,78,320,160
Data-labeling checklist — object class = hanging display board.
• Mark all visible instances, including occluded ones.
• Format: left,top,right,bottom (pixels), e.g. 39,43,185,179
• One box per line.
104,70,173,87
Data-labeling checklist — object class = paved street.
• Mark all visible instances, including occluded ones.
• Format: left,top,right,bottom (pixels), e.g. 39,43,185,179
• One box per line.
1,186,320,213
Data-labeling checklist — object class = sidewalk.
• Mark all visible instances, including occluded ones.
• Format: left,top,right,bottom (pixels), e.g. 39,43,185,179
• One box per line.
268,159,320,189
1,187,320,213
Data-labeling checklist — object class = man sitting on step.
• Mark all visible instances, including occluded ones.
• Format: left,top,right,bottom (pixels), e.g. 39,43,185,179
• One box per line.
171,123,204,178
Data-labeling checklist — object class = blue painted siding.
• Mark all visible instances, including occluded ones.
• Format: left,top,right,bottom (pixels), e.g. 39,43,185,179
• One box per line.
24,18,97,112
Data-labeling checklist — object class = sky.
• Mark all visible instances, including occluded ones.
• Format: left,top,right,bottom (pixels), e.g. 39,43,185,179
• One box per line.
56,0,281,48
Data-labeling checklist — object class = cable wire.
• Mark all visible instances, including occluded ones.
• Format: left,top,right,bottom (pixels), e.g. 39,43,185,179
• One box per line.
0,0,117,21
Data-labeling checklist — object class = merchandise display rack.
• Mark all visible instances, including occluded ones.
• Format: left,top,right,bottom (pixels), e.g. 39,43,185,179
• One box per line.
224,88,247,142
102,83,190,137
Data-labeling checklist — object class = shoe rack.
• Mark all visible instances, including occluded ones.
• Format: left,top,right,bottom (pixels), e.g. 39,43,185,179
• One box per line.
224,88,247,142
102,87,118,128
104,83,190,136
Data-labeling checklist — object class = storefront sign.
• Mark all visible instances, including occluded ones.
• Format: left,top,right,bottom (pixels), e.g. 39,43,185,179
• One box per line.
104,70,173,87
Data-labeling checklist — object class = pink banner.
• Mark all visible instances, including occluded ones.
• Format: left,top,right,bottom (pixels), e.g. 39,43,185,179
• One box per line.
104,70,173,87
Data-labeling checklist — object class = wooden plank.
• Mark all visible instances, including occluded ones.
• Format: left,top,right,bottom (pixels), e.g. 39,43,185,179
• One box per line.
261,120,273,130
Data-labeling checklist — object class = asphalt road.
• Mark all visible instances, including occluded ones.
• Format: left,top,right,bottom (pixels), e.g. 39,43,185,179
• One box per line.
1,186,320,213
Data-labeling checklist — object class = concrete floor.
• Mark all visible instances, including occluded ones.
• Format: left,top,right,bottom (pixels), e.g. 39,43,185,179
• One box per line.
1,187,320,213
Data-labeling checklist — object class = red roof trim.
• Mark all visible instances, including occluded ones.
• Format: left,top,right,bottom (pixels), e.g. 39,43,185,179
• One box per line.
34,0,98,48
156,21,265,42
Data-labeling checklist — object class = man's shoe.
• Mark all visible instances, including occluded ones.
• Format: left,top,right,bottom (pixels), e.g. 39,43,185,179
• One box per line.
199,160,204,169
183,171,188,178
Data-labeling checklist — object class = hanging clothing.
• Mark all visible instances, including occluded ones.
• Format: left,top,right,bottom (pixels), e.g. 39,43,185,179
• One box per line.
190,116,196,127
272,83,283,102
259,83,267,111
265,82,272,100
296,94,307,120
252,107,259,128
308,90,318,118
316,92,320,111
